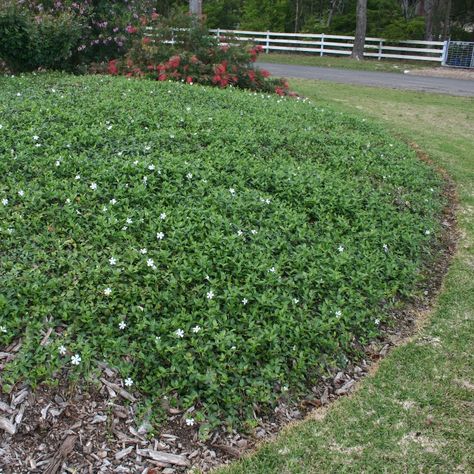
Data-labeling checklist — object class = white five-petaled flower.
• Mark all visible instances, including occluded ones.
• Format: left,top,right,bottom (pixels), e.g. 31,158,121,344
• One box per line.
55,160,61,167
109,257,117,266
269,267,276,273
237,230,243,237
338,245,344,253
140,248,147,254
242,298,248,305
335,310,342,318
2,198,8,206
104,287,112,296
148,164,155,171
124,378,133,387
229,188,236,195
32,135,39,140
75,175,81,180
119,321,127,330
65,198,71,204
251,229,257,235
383,244,389,253
146,258,155,267
192,325,201,333
156,232,164,240
110,198,117,205
185,418,195,427
90,182,97,190
375,319,381,325
18,190,24,197
0,326,7,333
206,290,214,300
71,354,81,365
160,212,166,220
106,125,113,130
293,298,299,304
425,230,431,235
175,328,185,338
133,160,139,165
102,206,108,212
126,218,133,224
58,345,67,355
186,173,193,180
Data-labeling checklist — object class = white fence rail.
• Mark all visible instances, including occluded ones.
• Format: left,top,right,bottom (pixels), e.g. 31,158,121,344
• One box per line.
209,29,446,63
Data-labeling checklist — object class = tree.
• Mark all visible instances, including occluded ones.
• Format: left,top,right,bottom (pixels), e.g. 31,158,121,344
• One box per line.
351,0,367,60
189,0,202,16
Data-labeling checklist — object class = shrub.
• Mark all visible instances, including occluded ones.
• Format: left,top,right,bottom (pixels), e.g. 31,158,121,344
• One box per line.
0,2,83,72
110,12,292,95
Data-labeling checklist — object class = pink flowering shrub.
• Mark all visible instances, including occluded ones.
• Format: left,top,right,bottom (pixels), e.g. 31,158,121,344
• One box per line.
109,12,293,96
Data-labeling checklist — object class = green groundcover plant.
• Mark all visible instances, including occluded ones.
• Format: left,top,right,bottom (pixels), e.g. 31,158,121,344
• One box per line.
0,74,444,431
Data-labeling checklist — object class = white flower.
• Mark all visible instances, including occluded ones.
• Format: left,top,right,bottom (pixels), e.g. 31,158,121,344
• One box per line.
375,319,381,325
2,198,8,206
0,326,7,333
142,176,148,184
104,287,112,296
106,125,113,130
268,267,276,273
192,325,201,333
206,290,214,300
122,226,128,231
109,257,117,266
175,328,185,338
133,160,139,165
338,245,344,253
185,418,195,427
58,345,67,355
205,275,210,281
119,321,127,330
102,206,108,212
160,212,166,220
124,378,134,387
32,135,39,140
55,160,61,167
383,244,389,253
282,385,289,392
335,310,342,318
7,228,14,234
251,229,257,235
146,258,155,268
229,188,236,195
148,164,155,171
18,190,24,197
109,198,117,205
65,198,71,204
156,232,165,240
126,218,133,225
71,354,81,365
140,248,147,254
186,173,193,180
242,298,248,305
90,182,97,190
425,230,431,235
293,298,299,304
75,175,81,180
237,230,243,237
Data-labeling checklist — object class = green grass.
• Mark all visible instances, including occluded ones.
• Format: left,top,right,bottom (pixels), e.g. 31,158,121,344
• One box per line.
257,53,438,73
0,74,446,432
219,82,474,472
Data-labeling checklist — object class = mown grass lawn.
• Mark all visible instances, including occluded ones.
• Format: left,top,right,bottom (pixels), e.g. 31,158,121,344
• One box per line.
219,82,474,473
257,53,438,73
0,74,446,433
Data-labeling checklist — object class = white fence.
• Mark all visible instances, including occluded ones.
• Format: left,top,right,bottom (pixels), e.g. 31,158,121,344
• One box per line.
209,29,447,63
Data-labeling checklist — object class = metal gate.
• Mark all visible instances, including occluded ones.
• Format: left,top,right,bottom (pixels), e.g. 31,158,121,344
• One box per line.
443,41,474,68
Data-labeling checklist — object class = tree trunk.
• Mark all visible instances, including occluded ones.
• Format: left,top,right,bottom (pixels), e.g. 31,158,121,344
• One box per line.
425,0,434,40
442,0,452,39
189,0,202,17
351,0,367,60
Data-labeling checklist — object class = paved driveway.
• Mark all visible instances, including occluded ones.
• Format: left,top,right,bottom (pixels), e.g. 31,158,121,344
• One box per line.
258,62,474,96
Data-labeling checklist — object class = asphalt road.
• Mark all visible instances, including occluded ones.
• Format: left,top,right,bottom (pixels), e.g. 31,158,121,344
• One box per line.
258,62,474,96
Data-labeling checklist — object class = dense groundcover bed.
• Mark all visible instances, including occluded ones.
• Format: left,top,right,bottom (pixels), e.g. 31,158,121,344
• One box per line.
0,74,444,429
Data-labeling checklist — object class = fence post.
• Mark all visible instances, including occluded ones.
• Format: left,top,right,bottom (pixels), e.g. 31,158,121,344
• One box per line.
378,40,383,60
216,28,220,44
320,33,325,57
441,40,449,65
265,31,270,53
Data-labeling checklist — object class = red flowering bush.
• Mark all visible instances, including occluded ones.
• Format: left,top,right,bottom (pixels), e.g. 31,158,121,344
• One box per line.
109,12,292,96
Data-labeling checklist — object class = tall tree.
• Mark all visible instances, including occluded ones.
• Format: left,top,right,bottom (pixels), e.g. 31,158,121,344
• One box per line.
189,0,203,16
351,0,367,60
